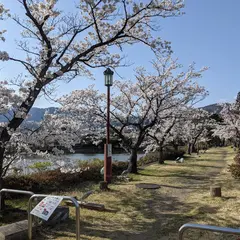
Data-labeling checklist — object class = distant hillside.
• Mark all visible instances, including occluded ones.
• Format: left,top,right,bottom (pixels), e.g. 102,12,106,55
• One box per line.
27,107,57,121
0,107,58,122
0,104,223,123
201,104,222,114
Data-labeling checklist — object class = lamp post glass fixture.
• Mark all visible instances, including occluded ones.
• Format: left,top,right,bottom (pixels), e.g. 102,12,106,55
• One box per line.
104,68,113,87
104,68,114,183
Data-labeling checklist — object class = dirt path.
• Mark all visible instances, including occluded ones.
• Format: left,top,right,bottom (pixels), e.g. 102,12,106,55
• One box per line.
125,148,230,240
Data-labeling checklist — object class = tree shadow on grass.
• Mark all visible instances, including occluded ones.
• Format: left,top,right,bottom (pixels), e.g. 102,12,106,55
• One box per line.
186,164,223,169
138,172,208,181
159,184,199,190
0,208,27,226
190,151,224,155
36,192,191,239
33,187,225,240
0,197,29,226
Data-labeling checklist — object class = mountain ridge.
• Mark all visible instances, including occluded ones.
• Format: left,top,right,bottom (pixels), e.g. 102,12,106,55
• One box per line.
0,104,221,123
201,103,222,114
0,107,57,122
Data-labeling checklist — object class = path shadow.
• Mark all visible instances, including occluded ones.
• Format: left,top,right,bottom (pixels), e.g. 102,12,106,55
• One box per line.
159,184,199,190
186,164,223,169
0,205,27,225
138,172,208,181
33,187,227,240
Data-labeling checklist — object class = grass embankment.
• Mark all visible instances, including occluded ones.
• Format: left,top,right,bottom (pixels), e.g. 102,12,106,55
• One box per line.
1,147,240,239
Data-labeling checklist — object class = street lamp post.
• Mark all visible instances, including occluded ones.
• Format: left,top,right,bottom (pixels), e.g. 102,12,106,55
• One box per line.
104,68,114,183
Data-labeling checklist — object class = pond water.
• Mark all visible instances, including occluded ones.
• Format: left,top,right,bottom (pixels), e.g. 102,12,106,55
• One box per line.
14,152,145,175
66,153,144,162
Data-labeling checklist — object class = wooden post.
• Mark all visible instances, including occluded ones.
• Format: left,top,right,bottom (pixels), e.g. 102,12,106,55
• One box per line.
99,181,109,191
210,186,221,197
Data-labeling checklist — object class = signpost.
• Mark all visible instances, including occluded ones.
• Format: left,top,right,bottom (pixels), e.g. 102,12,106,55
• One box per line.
30,196,63,221
28,194,80,240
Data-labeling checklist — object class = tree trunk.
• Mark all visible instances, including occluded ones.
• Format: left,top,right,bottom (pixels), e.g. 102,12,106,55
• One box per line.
0,146,6,211
188,143,192,155
0,84,42,179
192,145,197,153
158,147,164,164
0,177,5,211
174,144,178,152
192,139,198,153
127,149,138,173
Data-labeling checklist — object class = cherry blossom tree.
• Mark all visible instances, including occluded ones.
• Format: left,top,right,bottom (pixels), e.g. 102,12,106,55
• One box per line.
60,56,207,173
0,3,10,42
1,110,102,178
143,107,189,164
145,107,215,158
183,108,214,154
144,116,177,164
214,93,240,148
0,0,185,184
143,104,214,163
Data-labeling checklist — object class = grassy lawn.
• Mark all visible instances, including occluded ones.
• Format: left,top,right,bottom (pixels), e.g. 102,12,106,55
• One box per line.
1,147,240,239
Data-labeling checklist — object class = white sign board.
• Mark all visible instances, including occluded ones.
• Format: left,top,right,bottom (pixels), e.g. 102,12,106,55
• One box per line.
30,196,63,221
108,144,112,157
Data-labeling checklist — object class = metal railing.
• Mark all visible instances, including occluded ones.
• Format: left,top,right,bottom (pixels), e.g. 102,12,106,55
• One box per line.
79,190,93,202
179,223,240,240
0,188,34,211
28,194,80,240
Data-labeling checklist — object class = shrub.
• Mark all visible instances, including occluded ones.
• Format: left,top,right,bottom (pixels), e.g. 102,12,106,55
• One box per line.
28,161,52,172
4,175,39,192
234,152,240,165
4,159,128,193
229,152,240,179
229,164,240,179
3,147,187,193
4,169,92,193
112,161,128,174
78,158,127,175
78,158,103,169
138,153,156,166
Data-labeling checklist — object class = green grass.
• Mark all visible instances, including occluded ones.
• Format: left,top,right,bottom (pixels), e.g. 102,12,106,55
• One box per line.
1,147,240,240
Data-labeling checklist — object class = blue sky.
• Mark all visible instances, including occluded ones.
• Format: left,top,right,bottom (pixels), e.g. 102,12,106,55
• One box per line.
0,0,239,108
